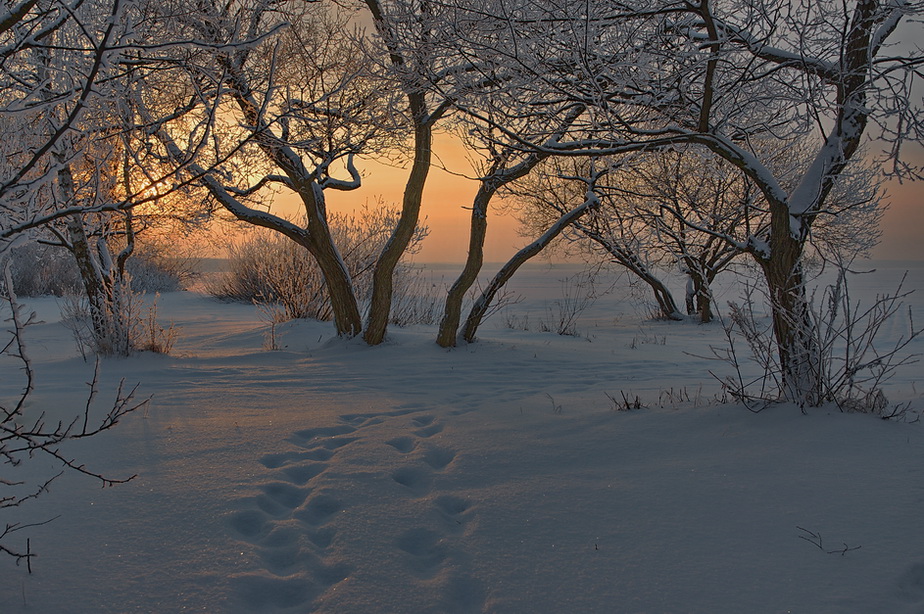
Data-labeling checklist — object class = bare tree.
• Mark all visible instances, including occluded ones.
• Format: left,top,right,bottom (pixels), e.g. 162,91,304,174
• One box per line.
1,0,216,353
139,0,403,337
1,260,147,567
510,156,686,321
0,0,219,565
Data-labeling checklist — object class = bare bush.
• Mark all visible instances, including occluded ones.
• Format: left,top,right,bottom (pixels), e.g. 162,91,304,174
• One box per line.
707,268,921,414
60,282,141,358
388,265,443,328
546,269,604,336
209,231,331,321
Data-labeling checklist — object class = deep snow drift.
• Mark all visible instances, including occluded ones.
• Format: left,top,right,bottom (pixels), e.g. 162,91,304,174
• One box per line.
1,262,923,613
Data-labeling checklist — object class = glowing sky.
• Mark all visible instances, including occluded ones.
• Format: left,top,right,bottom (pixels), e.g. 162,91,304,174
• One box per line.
293,134,924,264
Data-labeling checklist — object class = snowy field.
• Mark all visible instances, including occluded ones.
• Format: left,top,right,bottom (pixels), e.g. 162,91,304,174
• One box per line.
2,260,923,613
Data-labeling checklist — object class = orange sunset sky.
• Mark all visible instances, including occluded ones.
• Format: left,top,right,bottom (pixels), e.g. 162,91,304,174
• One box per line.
274,133,924,265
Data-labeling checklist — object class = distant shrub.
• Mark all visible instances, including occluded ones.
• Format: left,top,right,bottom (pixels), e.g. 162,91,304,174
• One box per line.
211,230,332,320
9,242,81,296
10,239,195,296
126,241,197,293
209,204,435,325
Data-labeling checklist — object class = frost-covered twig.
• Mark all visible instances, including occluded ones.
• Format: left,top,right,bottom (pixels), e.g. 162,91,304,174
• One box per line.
796,526,862,556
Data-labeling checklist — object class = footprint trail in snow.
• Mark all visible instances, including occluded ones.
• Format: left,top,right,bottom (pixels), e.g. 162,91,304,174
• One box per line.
226,404,485,612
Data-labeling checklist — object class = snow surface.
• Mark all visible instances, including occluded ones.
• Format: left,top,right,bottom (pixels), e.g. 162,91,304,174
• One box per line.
2,262,923,613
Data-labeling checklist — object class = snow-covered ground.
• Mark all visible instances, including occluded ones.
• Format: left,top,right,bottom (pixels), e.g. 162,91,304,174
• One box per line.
2,261,923,613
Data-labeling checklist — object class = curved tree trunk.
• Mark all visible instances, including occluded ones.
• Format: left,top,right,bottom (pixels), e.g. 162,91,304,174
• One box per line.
363,105,434,345
570,217,683,321
300,185,362,337
462,192,598,343
436,195,488,347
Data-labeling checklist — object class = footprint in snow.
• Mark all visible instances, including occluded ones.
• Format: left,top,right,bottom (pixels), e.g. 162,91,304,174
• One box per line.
338,404,428,425
306,526,336,549
391,466,432,496
385,435,418,454
412,415,436,427
318,436,360,450
395,527,448,579
227,509,267,539
295,492,343,526
281,462,327,485
414,422,444,438
422,445,456,471
256,526,312,575
258,482,308,511
433,495,472,530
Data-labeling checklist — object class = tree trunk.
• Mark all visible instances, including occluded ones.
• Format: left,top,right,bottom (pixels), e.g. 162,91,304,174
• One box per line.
759,222,819,407
302,185,362,337
436,194,488,347
363,110,433,346
57,165,113,345
688,268,713,323
572,220,683,320
436,154,545,347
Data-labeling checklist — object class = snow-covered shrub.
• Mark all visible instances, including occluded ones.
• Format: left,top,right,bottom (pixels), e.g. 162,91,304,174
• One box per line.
209,230,327,319
61,280,143,358
209,206,429,324
62,282,177,358
125,242,197,293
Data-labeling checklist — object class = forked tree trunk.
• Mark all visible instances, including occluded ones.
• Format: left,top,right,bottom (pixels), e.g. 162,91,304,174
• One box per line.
437,154,545,348
686,268,714,324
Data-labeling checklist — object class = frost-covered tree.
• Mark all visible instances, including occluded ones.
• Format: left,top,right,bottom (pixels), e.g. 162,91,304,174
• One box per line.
0,0,155,563
140,0,401,337
1,0,212,353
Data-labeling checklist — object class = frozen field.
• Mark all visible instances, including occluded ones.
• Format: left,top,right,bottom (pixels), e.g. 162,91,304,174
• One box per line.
1,260,923,613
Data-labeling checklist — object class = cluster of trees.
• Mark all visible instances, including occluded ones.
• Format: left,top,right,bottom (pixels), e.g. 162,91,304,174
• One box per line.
1,0,921,567
2,0,922,401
